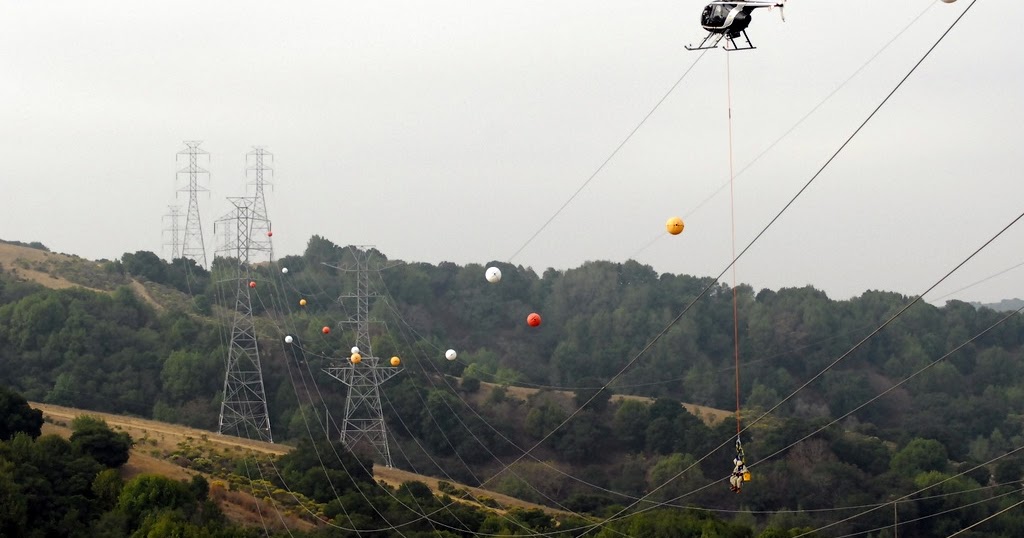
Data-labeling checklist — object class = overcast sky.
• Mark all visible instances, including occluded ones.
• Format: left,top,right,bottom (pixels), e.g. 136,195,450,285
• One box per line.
1,0,1021,305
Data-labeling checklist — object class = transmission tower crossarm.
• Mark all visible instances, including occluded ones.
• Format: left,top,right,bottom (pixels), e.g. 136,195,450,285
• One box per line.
321,247,403,467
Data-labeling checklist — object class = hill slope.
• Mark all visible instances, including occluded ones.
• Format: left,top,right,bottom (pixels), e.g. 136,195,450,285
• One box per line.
0,242,88,290
32,401,565,517
0,241,166,311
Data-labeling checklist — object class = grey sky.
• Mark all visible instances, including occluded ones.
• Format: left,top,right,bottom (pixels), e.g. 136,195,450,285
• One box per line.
1,0,1021,304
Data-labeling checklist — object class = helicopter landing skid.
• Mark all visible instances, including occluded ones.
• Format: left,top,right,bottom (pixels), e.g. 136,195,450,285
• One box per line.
686,30,757,51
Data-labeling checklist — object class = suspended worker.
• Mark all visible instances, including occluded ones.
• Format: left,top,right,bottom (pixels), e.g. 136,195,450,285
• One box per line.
729,455,747,493
730,437,749,493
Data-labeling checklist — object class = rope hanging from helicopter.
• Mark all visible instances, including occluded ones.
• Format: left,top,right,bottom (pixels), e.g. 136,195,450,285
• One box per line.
725,52,751,494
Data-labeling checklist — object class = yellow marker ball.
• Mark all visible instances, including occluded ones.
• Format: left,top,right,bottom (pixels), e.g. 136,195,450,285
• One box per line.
350,353,362,364
299,298,307,307
666,216,685,235
390,356,401,367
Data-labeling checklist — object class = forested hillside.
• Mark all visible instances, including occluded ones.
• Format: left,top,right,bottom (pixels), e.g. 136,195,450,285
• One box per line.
1,236,1023,536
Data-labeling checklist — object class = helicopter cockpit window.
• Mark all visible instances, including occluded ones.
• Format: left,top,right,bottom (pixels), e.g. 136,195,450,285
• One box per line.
701,4,732,27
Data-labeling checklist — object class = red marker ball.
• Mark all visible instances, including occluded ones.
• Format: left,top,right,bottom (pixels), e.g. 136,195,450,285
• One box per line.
527,313,541,327
249,281,257,288
267,231,273,237
322,326,331,335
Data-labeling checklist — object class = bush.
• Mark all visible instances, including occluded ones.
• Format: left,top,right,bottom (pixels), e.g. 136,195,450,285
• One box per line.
461,376,481,393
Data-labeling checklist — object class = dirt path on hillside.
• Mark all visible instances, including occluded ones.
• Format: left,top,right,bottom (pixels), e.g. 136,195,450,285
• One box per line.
33,402,287,456
478,380,732,425
373,465,572,515
128,279,166,312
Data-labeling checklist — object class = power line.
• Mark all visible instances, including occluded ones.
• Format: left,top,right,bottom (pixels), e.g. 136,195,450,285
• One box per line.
492,0,980,500
944,496,1024,538
507,50,709,262
629,0,937,260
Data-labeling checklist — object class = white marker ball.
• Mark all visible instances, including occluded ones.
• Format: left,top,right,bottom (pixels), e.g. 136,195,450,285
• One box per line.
485,266,502,283
351,346,360,354
445,349,457,361
284,335,294,344
281,267,289,274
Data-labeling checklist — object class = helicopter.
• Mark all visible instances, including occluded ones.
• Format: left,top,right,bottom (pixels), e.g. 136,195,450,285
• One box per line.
686,1,786,51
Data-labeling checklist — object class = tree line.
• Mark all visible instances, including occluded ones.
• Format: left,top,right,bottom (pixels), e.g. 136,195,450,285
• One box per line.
1,235,1023,535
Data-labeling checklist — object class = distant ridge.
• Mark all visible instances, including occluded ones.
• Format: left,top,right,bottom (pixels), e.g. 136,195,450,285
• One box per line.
0,238,49,251
971,298,1024,312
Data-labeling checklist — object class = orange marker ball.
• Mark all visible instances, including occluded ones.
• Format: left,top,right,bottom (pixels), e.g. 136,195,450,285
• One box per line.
527,312,542,327
666,216,685,235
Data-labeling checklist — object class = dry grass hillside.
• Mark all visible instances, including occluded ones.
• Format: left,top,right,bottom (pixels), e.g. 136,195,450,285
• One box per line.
0,241,168,310
35,402,312,532
32,401,567,529
0,242,89,290
473,379,732,425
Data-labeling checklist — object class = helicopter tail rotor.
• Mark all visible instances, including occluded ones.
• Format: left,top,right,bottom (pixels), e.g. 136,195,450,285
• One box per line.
769,1,786,22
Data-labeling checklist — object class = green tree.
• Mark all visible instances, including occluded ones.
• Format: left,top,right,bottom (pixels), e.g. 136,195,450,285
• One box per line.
192,294,212,316
420,389,466,453
0,386,43,440
188,474,209,501
645,416,676,455
524,400,567,441
120,251,167,284
273,437,373,502
510,508,555,532
460,376,481,393
70,415,133,468
821,369,874,417
891,438,949,477
0,460,28,536
831,433,891,475
1,433,103,536
648,397,683,423
908,472,985,536
556,412,609,464
646,452,704,501
160,350,219,403
117,474,192,525
573,377,612,413
92,468,123,510
995,459,1022,484
746,383,781,411
303,235,345,267
612,399,649,452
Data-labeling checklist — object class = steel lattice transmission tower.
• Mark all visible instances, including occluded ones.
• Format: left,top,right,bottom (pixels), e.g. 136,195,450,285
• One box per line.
162,205,183,260
246,147,274,263
324,248,402,467
217,197,273,442
176,141,210,268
